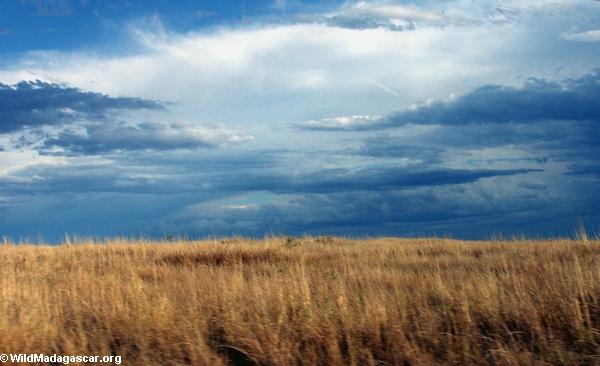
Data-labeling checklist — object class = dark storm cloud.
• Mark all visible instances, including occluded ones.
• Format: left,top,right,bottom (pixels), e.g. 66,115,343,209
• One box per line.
390,73,600,126
422,122,567,148
351,123,562,163
3,164,596,241
220,166,539,194
0,80,164,133
566,164,600,176
2,69,597,240
302,72,600,130
0,149,280,196
0,158,538,196
0,163,164,195
356,120,591,157
404,120,599,165
356,135,443,163
170,180,589,239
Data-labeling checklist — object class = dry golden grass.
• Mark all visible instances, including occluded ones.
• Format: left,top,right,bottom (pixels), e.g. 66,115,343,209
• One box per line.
1,236,599,365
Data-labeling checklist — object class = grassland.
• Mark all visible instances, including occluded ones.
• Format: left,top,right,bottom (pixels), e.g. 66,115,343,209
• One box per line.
0,236,599,365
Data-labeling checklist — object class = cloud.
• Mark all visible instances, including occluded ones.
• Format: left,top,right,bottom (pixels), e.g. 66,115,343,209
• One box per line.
193,10,216,18
168,176,579,238
0,80,164,133
301,72,600,130
562,29,600,42
354,4,441,23
302,115,380,130
386,72,600,126
252,2,445,32
0,152,537,196
566,163,600,176
324,14,407,31
0,144,285,196
1,162,594,240
412,120,582,151
312,0,581,32
21,0,73,16
0,16,554,128
0,80,253,155
115,148,285,173
42,122,253,154
356,135,443,163
217,166,539,194
1,0,599,240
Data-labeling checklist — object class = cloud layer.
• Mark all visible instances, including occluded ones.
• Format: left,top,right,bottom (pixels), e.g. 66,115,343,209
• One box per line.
302,72,600,130
42,122,252,154
0,81,163,133
0,0,599,241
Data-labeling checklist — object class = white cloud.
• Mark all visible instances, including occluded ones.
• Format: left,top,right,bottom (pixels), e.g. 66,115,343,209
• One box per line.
223,204,257,210
0,0,596,146
562,29,600,42
0,22,530,127
43,122,254,154
348,2,442,22
303,115,381,129
0,149,64,178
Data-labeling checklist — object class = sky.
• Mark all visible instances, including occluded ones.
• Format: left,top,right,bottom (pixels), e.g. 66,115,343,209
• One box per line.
0,0,599,241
